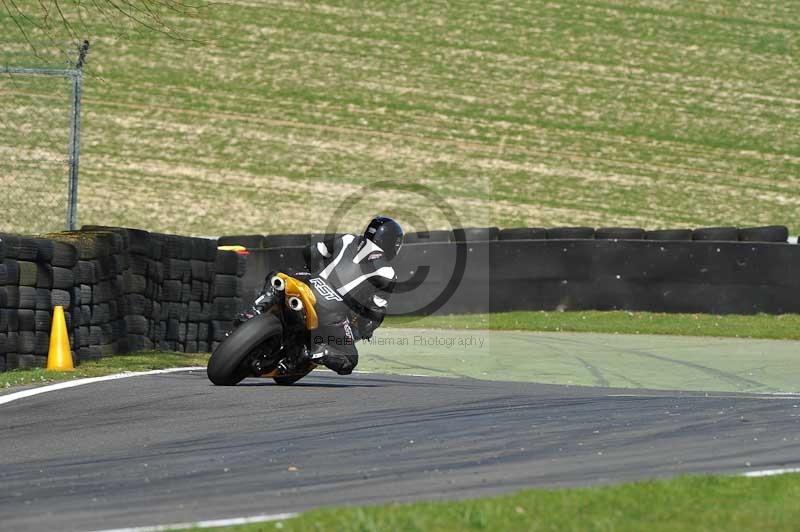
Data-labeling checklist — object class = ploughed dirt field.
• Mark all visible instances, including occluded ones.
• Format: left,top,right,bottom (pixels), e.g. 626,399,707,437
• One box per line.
2,1,799,235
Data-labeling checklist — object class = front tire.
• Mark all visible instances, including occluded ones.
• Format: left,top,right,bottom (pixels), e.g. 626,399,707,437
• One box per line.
207,313,282,385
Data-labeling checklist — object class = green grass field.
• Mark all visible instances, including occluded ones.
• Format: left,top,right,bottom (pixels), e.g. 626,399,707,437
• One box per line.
385,310,800,340
2,1,800,235
193,474,800,532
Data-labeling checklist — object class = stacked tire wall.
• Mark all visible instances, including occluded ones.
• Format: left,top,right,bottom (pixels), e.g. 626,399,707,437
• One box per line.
0,228,247,372
1,234,79,370
228,225,800,317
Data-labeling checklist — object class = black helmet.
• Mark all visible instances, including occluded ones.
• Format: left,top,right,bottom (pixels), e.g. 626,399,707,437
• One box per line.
364,216,404,259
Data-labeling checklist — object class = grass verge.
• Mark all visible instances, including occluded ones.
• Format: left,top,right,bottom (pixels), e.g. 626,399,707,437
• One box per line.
0,351,208,390
384,311,800,341
193,473,800,532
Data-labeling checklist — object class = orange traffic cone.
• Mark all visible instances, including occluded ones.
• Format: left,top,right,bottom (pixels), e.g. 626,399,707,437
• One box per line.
47,305,74,371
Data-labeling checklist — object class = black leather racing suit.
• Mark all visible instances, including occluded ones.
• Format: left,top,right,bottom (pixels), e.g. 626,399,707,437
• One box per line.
297,233,396,375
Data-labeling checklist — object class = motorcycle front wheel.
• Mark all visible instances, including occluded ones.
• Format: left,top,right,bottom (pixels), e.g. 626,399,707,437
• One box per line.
207,313,282,386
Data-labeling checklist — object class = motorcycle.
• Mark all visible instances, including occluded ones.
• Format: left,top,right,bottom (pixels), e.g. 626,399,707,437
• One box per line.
207,272,320,386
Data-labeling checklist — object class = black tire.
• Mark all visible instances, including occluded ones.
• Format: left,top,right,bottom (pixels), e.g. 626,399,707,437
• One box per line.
125,273,147,294
90,303,111,325
214,275,241,297
79,285,92,306
34,238,54,262
114,254,129,272
18,286,36,309
188,301,205,321
122,294,149,316
207,313,283,386
14,237,39,261
181,282,192,303
51,241,79,267
162,280,183,301
93,281,112,303
1,235,18,259
264,233,311,248
17,331,35,353
197,238,217,261
124,315,149,336
0,309,17,332
18,309,35,331
34,310,51,331
129,255,150,276
546,227,595,239
189,281,204,301
186,322,199,341
2,259,19,284
692,226,739,241
403,230,453,244
738,225,789,243
215,251,242,275
645,229,692,241
77,261,97,284
0,263,8,286
51,289,71,309
125,334,152,353
36,263,53,288
498,227,547,240
212,297,243,320
211,320,233,341
452,227,500,242
190,260,209,281
52,266,75,289
35,289,51,310
164,258,189,280
34,331,50,355
217,234,267,249
18,261,37,286
595,227,645,240
95,256,116,281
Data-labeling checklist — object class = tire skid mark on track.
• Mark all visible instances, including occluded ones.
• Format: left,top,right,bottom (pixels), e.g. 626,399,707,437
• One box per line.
575,356,610,388
365,353,474,380
508,332,775,392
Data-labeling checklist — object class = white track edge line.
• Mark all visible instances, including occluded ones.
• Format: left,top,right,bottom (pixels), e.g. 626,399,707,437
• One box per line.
89,511,299,532
742,467,800,478
0,367,205,406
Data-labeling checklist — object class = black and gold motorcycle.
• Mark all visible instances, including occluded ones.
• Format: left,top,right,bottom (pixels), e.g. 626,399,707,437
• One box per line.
206,273,320,386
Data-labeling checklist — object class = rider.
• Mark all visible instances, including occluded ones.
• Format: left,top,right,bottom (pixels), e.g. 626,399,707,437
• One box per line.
276,216,403,375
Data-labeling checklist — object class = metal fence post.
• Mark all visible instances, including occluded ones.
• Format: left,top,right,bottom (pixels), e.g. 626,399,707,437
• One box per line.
67,41,89,231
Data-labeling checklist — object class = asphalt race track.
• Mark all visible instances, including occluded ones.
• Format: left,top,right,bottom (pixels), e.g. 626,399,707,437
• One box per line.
2,370,800,531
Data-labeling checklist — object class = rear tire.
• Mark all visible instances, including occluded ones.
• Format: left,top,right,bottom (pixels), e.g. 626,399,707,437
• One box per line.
207,313,282,386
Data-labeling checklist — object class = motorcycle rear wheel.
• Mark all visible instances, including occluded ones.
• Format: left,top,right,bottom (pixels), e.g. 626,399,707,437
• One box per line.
207,313,282,385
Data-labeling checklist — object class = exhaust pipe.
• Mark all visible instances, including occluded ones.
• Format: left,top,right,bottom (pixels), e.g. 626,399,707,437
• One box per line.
288,296,303,311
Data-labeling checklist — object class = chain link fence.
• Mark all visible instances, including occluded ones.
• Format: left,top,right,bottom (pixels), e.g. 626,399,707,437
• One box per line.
0,42,88,235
